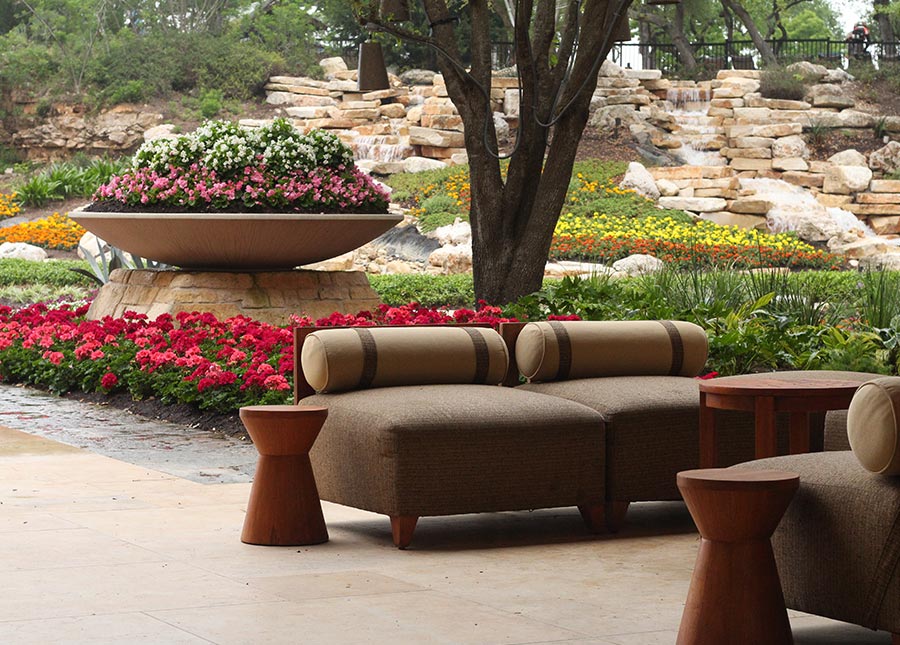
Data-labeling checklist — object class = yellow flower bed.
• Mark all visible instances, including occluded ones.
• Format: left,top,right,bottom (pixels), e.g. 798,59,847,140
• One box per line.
554,213,819,253
0,192,20,219
0,213,85,250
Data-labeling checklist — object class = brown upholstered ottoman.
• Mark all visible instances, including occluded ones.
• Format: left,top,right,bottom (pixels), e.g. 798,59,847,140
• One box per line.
301,384,607,548
738,452,900,639
519,376,770,524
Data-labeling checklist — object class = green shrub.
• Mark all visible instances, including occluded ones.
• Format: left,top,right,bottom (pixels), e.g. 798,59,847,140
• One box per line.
107,80,147,104
0,259,94,287
13,156,129,205
369,274,476,308
386,165,462,204
194,39,284,100
759,67,808,101
199,89,224,118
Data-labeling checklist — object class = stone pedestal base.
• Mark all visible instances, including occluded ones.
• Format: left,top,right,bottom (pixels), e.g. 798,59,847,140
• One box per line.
87,269,382,325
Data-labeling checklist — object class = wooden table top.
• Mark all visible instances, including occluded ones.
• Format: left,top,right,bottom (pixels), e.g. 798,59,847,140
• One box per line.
698,370,880,397
677,468,800,491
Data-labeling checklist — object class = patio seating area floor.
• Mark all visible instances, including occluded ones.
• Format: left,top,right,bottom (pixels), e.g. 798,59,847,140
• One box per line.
0,421,893,644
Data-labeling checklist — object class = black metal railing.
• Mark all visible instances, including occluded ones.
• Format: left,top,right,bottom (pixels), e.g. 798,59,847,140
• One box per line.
611,39,900,74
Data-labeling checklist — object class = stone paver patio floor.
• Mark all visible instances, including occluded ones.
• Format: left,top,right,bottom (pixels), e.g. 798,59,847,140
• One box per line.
0,422,892,644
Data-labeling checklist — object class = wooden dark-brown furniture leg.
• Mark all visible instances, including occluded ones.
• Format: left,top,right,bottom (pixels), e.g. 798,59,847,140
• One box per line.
754,395,777,459
788,411,810,455
699,392,717,468
390,515,418,549
676,469,799,645
606,502,630,532
578,504,606,533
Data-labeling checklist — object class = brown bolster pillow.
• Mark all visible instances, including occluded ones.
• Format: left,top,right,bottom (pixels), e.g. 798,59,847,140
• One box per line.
515,320,708,382
301,326,509,393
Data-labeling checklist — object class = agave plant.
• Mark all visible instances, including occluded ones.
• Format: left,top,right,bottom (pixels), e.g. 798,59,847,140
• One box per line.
71,236,169,286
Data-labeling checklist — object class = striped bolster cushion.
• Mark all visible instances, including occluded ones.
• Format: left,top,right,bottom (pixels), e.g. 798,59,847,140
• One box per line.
515,320,708,382
301,327,509,393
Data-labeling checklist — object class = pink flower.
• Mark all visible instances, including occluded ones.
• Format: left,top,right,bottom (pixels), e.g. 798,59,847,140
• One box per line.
101,372,118,389
42,351,64,365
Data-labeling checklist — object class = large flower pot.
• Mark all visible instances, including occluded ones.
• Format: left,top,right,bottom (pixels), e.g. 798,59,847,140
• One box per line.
71,207,403,270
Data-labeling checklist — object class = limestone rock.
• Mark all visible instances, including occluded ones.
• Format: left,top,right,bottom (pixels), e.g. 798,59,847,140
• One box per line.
406,105,424,124
0,242,47,262
319,57,348,76
408,126,464,148
611,254,664,275
621,162,660,200
599,60,626,77
828,149,867,166
658,196,727,212
143,124,177,142
730,198,773,215
806,84,855,109
869,141,900,174
772,135,808,159
400,69,436,85
430,220,471,246
589,104,643,132
656,178,680,197
771,157,809,171
493,112,510,142
768,205,842,242
402,156,448,173
823,68,854,84
823,165,873,194
379,103,407,119
428,244,472,274
871,180,900,193
785,61,828,82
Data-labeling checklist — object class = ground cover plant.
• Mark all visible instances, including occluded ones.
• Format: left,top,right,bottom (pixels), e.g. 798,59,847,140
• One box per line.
0,258,94,307
2,270,899,417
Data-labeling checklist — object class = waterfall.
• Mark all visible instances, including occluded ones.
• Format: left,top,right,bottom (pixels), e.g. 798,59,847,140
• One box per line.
666,86,725,167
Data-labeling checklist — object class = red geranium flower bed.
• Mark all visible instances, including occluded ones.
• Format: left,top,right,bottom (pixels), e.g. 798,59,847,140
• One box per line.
0,302,526,413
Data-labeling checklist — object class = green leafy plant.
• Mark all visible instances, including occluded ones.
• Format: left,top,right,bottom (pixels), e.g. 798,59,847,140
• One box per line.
369,274,476,308
72,238,170,286
0,258,93,287
759,67,808,101
806,119,829,146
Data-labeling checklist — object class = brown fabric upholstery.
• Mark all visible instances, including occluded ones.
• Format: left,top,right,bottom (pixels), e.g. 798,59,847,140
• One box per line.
519,376,781,502
737,452,900,634
825,409,851,451
301,384,605,517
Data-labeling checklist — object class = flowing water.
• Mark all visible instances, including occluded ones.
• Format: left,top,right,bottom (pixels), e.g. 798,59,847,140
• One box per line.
666,87,726,167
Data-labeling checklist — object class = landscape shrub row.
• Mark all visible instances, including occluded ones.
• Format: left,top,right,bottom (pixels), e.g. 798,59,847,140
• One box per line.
1,270,899,416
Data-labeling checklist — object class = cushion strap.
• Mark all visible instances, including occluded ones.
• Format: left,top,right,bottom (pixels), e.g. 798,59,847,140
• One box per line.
462,327,490,383
548,321,573,381
658,320,685,376
353,327,378,389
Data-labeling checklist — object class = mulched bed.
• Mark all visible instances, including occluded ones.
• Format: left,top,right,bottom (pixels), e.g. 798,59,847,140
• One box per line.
62,390,248,439
806,128,889,161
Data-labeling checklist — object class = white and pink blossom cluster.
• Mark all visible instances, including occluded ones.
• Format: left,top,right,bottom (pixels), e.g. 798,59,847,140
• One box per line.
93,163,390,212
92,119,388,213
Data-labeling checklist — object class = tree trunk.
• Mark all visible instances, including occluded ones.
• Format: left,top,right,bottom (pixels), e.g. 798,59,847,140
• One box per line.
874,0,896,59
363,0,629,304
719,0,777,67
636,9,697,73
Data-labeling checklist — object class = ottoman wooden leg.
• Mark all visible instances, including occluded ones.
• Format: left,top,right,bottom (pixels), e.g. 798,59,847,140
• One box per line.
390,515,418,549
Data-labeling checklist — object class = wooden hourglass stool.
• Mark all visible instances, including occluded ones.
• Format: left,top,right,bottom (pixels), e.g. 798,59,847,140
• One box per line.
676,468,800,645
240,405,329,546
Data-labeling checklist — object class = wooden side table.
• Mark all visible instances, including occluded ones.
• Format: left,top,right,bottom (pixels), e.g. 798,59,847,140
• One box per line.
676,468,799,645
699,370,877,468
240,405,329,546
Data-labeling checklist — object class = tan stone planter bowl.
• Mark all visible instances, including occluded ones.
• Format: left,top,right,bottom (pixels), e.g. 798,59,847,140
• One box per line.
71,207,403,270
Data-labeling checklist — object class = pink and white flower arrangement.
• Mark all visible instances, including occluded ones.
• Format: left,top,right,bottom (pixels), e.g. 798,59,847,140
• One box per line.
89,119,389,214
